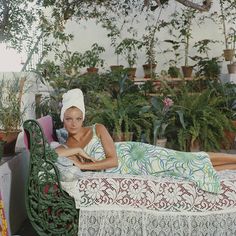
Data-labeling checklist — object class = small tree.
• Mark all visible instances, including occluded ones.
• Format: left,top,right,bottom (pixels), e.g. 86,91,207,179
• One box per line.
169,8,197,67
115,38,143,68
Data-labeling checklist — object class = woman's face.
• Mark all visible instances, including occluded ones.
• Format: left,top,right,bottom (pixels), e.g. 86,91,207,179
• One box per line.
63,107,83,135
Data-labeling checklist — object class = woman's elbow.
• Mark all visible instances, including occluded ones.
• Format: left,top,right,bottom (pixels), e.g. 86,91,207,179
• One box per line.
114,158,119,168
110,157,118,168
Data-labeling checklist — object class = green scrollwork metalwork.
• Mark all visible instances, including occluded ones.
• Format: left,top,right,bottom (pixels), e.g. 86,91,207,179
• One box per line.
23,119,78,236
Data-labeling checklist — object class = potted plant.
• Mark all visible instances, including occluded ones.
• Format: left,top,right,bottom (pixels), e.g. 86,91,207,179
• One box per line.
218,0,236,62
163,39,182,78
82,43,105,74
212,81,236,149
226,28,236,73
86,72,151,141
142,25,158,79
115,38,143,79
102,19,124,71
191,39,221,80
168,85,235,151
0,76,26,155
168,8,197,78
141,96,174,146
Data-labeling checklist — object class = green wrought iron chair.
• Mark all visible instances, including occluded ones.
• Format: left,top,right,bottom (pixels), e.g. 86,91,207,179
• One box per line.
23,119,79,236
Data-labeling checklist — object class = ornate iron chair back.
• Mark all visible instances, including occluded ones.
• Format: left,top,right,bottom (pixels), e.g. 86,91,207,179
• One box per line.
23,119,78,236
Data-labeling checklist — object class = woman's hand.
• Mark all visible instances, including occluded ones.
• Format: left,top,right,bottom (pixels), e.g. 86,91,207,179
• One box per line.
55,145,96,162
75,149,96,162
68,156,84,168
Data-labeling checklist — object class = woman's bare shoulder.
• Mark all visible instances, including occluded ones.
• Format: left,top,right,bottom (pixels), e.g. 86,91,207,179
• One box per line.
94,123,109,136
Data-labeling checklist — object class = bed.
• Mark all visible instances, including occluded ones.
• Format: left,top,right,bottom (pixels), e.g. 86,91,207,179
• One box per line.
23,116,236,236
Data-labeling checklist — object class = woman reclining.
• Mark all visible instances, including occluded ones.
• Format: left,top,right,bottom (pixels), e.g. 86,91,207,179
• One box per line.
54,88,236,194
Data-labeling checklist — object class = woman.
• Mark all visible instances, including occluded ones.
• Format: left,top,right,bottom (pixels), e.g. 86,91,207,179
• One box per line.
54,88,236,194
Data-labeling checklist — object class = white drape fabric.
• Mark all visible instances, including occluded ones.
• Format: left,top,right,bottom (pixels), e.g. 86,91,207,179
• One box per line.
79,209,236,236
61,170,236,236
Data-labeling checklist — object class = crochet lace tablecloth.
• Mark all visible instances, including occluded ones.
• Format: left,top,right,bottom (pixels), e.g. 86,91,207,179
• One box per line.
61,170,236,235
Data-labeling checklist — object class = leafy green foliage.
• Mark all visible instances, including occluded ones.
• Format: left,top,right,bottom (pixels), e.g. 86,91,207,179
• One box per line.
140,96,174,144
0,77,25,131
168,85,235,151
82,43,105,68
85,71,151,141
115,38,143,67
0,0,39,51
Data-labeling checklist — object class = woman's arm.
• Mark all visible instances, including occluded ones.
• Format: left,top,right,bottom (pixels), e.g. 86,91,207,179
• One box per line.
73,124,119,171
55,145,96,162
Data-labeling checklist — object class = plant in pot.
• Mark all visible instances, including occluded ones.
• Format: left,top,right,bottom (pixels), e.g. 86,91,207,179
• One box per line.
168,85,235,151
82,43,105,74
86,72,151,141
168,8,197,78
61,51,84,76
115,38,143,79
142,24,158,79
191,39,221,80
163,39,182,78
88,92,150,141
140,95,174,146
102,18,124,72
218,0,236,62
226,28,236,74
212,81,236,149
0,76,26,155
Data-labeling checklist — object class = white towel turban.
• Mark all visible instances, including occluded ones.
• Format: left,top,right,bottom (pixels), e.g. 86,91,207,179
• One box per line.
60,88,85,121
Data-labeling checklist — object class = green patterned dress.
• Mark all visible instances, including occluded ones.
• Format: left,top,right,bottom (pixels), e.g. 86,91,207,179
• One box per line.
83,125,220,194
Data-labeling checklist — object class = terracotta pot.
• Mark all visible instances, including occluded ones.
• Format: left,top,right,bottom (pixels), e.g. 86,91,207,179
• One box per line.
110,65,124,72
222,120,236,150
86,67,99,74
126,67,136,79
223,49,235,62
0,130,21,156
142,64,157,78
227,63,236,74
181,66,193,78
156,138,167,148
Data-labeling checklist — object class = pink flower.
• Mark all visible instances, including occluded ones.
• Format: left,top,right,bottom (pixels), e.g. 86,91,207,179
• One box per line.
163,97,174,109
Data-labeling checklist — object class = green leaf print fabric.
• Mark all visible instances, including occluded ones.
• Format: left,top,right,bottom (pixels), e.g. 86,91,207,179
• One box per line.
83,131,220,194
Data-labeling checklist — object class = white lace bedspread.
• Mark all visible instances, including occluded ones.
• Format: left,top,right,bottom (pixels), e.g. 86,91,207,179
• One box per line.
61,170,236,235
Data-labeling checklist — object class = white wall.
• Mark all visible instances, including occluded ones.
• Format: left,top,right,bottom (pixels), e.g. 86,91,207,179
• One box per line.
58,1,232,77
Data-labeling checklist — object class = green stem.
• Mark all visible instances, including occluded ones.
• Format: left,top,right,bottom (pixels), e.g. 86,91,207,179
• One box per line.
220,0,228,49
